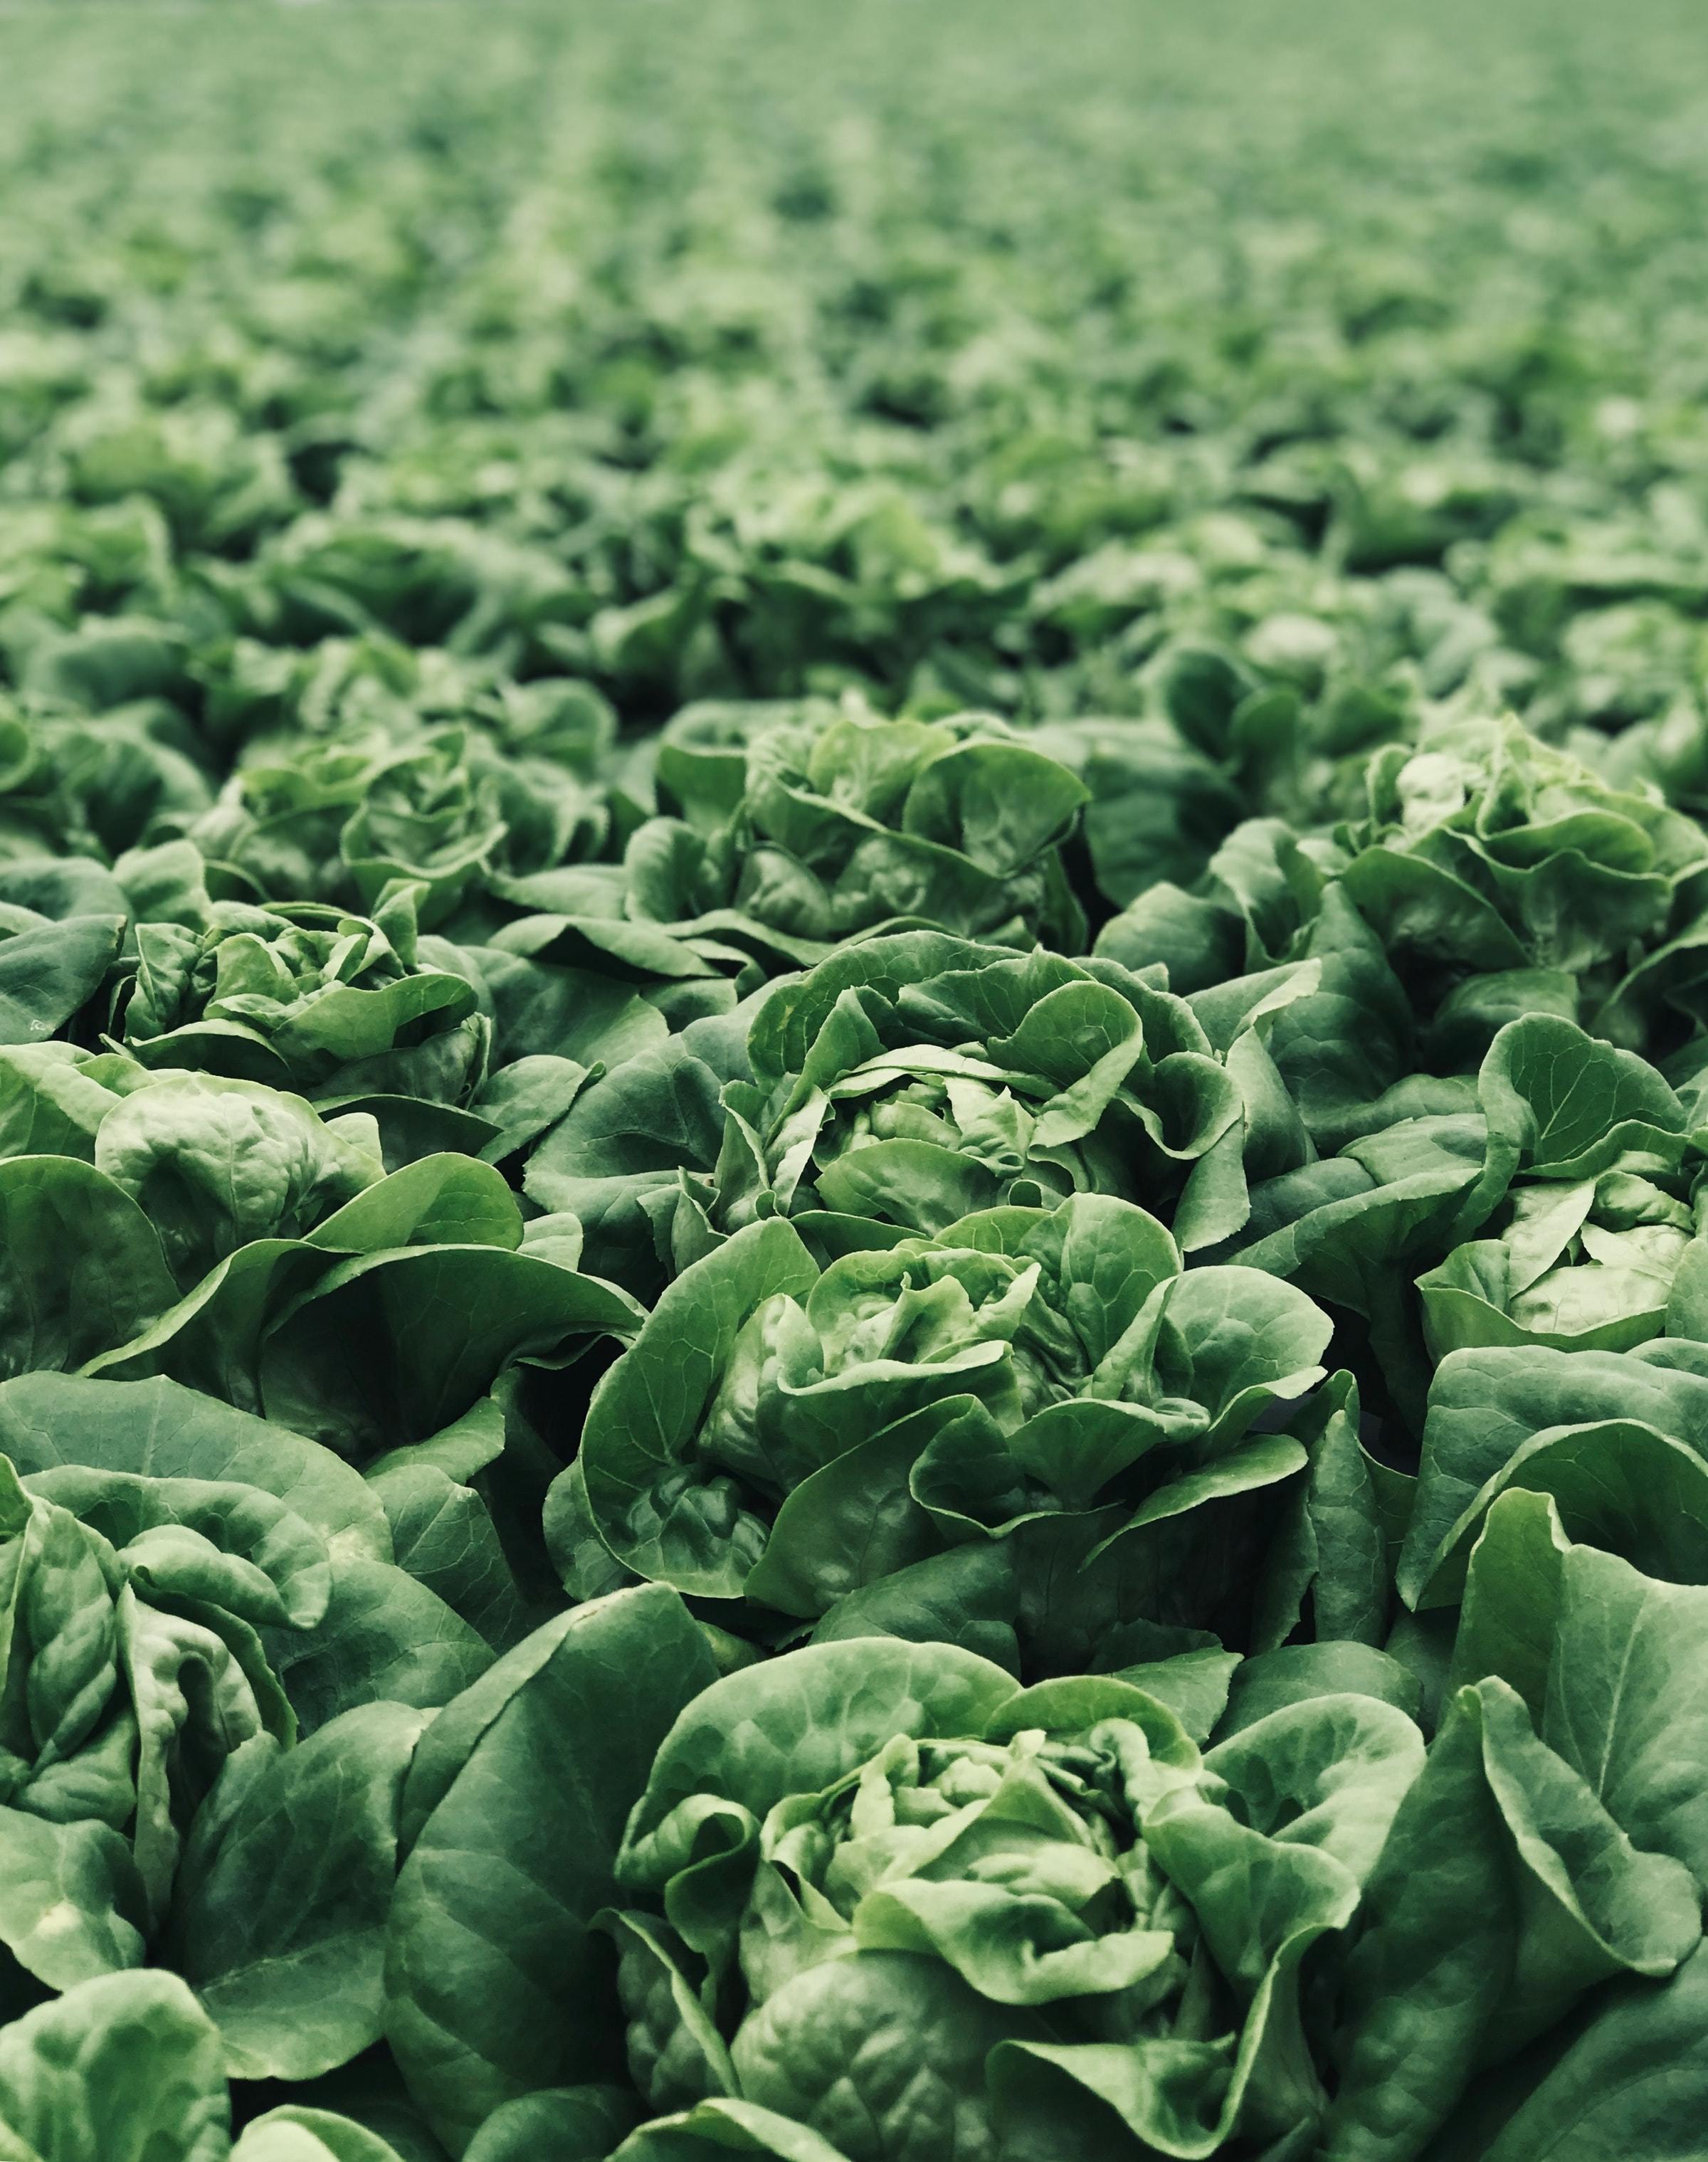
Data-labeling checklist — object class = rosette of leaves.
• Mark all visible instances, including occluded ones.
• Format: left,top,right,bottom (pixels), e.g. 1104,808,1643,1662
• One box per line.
1100,717,1708,1118
188,724,608,929
622,700,1090,958
599,1645,1423,2162
581,462,1029,707
385,1596,1702,2162
116,881,488,1106
557,1192,1332,1665
235,512,589,663
523,929,1292,1296
461,702,1094,1022
191,629,574,768
713,931,1303,1255
1334,717,1708,1055
382,1591,1433,2160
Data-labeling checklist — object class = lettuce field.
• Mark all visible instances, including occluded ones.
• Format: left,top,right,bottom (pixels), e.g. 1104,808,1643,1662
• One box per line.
4,0,1708,2154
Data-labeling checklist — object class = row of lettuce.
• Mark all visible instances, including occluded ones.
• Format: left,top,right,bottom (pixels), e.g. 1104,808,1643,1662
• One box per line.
0,677,1704,2161
7,3,1708,2153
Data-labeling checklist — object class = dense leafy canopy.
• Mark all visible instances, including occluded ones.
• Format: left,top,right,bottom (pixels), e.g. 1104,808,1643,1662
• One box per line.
0,0,1706,2156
